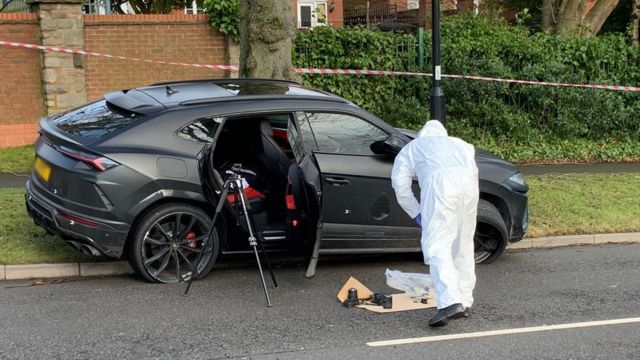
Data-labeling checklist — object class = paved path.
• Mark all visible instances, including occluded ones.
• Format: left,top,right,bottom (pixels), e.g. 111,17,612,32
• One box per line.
518,162,640,175
0,244,639,359
0,172,28,188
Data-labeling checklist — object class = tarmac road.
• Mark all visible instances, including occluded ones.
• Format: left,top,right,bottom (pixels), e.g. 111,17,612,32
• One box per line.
1,244,639,360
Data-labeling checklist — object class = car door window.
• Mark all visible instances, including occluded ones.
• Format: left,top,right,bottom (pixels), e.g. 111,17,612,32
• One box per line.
303,112,388,155
177,117,222,143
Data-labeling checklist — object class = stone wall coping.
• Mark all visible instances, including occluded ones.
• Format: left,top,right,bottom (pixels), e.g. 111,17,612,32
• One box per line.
0,13,38,24
83,14,210,25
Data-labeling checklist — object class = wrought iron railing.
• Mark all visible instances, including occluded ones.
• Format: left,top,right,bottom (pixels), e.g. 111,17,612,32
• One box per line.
0,0,30,13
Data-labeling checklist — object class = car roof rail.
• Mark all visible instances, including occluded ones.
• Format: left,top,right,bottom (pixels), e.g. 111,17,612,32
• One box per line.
151,78,301,86
180,95,348,106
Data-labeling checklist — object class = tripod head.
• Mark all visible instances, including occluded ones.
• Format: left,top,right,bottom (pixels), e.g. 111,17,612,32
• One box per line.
226,163,257,178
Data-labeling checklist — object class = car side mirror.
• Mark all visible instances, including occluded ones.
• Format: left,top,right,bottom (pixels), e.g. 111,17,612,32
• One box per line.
371,134,406,155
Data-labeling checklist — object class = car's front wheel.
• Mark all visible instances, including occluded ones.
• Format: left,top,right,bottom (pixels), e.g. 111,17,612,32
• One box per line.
127,203,219,283
474,199,508,264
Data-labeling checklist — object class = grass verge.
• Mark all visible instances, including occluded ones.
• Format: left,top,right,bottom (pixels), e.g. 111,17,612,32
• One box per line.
0,173,639,264
527,173,640,237
0,145,34,174
0,188,90,265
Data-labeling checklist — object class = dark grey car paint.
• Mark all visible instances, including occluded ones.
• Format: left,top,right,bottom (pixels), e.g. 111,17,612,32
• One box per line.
26,85,528,261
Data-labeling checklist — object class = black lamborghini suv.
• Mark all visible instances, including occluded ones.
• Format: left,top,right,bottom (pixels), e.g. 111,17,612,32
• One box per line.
25,79,528,283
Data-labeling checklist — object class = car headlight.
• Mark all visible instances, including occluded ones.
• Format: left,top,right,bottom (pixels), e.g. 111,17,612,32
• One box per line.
507,172,526,186
506,172,528,193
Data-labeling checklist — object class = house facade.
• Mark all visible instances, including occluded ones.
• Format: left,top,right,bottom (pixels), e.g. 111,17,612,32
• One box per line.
293,0,344,28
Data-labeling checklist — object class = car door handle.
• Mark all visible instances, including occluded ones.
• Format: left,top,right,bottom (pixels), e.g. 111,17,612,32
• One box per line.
326,177,351,186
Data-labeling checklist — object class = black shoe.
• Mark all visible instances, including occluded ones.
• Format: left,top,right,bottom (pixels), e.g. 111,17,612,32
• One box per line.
428,303,464,327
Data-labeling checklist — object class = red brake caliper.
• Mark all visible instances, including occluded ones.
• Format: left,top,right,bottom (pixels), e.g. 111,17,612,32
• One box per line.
186,232,197,254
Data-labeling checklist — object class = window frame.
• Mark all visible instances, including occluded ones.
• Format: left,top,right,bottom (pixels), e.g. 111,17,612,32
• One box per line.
176,116,224,143
300,111,391,157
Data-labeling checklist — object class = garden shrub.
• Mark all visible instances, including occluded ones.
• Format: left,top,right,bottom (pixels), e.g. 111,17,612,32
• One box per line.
293,15,640,163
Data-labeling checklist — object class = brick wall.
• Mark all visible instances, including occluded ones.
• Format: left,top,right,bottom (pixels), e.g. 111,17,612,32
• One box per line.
329,0,344,26
83,14,226,101
0,13,44,147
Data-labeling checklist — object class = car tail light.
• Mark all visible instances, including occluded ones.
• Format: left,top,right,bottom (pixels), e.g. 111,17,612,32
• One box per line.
57,146,119,171
57,210,98,228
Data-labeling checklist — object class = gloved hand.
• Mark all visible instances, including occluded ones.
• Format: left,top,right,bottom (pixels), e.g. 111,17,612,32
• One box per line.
414,214,422,226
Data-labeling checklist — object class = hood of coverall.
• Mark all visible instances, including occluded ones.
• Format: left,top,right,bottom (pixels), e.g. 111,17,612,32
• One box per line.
417,120,448,138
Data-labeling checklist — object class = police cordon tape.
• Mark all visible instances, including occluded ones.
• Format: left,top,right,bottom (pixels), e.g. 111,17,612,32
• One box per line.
2,39,640,93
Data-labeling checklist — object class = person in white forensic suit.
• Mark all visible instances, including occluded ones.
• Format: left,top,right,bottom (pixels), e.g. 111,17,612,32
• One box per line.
391,120,479,327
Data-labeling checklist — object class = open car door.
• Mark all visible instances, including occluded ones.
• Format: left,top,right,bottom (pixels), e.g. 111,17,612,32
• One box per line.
290,112,420,278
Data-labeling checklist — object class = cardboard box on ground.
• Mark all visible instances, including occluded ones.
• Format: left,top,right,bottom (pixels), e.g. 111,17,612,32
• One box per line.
336,276,436,313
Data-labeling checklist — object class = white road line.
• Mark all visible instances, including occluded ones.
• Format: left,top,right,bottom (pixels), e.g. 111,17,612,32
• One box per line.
367,317,640,347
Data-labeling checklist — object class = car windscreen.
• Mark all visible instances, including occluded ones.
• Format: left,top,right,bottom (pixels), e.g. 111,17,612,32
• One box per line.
51,100,143,139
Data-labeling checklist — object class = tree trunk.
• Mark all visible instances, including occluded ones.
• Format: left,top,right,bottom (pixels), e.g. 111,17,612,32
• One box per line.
239,0,299,81
551,0,620,37
632,0,640,45
583,0,621,35
555,0,585,36
542,0,556,31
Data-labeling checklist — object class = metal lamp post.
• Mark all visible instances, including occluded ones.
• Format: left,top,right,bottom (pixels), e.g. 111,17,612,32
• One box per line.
429,0,446,126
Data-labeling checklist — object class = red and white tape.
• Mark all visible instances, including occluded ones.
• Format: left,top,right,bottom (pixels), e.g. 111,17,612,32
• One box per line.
2,39,640,92
0,40,238,71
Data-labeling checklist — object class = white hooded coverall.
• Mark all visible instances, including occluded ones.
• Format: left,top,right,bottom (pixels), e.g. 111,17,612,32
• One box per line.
391,120,479,309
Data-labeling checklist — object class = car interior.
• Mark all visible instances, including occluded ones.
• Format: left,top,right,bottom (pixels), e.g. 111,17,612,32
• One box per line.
210,113,307,248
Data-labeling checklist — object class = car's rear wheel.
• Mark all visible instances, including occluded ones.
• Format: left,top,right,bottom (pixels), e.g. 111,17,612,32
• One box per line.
127,203,219,283
474,199,508,264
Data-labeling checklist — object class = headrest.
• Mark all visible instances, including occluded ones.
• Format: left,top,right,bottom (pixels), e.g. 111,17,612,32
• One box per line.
260,120,274,137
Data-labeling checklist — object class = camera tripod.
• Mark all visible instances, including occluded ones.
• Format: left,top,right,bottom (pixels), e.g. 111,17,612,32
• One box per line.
184,164,278,307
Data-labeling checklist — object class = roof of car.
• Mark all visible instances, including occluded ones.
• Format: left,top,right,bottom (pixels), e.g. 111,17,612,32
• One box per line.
104,78,348,115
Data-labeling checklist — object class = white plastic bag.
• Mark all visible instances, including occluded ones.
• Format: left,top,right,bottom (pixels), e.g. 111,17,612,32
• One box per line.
385,269,433,298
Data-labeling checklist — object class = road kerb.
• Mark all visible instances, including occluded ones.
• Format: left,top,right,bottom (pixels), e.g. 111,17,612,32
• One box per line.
5,263,79,280
509,232,640,250
594,232,640,244
2,234,640,281
79,261,133,277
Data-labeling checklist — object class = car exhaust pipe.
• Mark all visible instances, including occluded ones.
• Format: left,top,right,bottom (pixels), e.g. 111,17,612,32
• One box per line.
66,241,82,252
80,244,102,256
66,240,102,256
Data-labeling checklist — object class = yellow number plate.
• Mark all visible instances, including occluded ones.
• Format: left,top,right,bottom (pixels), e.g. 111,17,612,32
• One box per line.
34,157,51,182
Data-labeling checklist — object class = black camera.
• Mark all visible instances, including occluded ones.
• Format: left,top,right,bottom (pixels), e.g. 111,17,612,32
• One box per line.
370,293,393,309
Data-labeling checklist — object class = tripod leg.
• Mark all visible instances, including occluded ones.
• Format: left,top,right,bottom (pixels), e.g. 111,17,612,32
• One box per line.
236,182,273,307
184,185,230,296
251,245,272,307
255,234,278,288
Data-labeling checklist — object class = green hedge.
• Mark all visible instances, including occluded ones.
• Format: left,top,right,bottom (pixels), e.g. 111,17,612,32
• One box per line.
293,16,640,163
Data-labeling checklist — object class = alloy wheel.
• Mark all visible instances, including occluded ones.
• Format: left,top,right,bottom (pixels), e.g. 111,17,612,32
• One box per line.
474,225,501,263
141,211,212,283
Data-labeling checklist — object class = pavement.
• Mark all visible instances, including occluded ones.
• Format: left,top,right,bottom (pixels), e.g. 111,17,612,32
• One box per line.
0,172,29,188
1,232,639,281
517,162,640,175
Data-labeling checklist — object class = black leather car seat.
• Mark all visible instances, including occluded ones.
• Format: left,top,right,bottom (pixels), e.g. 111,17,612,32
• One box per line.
259,120,290,178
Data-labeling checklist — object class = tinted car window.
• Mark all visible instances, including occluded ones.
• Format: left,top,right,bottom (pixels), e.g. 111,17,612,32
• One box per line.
304,112,388,155
294,112,318,152
266,114,290,129
178,117,222,143
52,100,140,138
